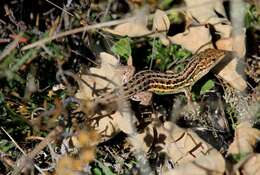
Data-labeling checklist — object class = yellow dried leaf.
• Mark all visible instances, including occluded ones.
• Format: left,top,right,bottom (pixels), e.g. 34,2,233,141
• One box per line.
235,154,260,175
164,149,225,175
103,21,150,37
165,26,212,52
130,121,215,165
228,122,260,155
153,9,170,32
184,0,226,23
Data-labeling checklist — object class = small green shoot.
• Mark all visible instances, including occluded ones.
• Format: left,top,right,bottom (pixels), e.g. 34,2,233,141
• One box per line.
92,167,102,175
167,11,184,24
0,139,15,153
159,0,174,9
200,79,215,95
92,161,116,175
231,152,249,163
111,37,132,61
147,39,191,71
192,79,216,100
244,4,260,28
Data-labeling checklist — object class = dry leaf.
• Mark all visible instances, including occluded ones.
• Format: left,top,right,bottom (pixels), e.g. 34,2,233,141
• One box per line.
163,122,214,165
228,122,260,155
75,52,121,101
103,19,150,37
232,32,246,57
56,156,84,175
213,22,247,91
130,120,215,165
164,149,225,175
234,154,260,175
75,52,135,142
184,0,226,23
218,57,247,91
208,18,232,38
89,111,122,142
116,104,137,134
153,9,170,32
165,26,212,52
216,30,246,57
104,9,171,38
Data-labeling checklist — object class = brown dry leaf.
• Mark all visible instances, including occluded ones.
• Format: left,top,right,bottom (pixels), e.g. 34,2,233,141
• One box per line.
80,147,96,163
103,9,170,38
216,31,247,92
214,21,247,91
216,30,246,57
89,112,125,142
130,120,215,165
217,57,247,91
153,9,170,32
164,149,225,175
75,53,135,142
163,121,215,165
162,17,230,52
234,154,260,175
184,0,226,23
56,156,84,175
164,25,212,52
74,130,99,148
151,9,171,45
103,18,150,37
228,122,260,155
75,52,121,101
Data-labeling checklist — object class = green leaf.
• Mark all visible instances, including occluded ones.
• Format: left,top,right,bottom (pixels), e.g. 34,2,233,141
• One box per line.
93,167,102,175
99,163,116,175
200,79,215,95
0,91,5,103
93,161,116,175
175,49,191,59
147,39,192,71
159,0,174,9
111,37,132,60
231,152,249,163
0,140,15,152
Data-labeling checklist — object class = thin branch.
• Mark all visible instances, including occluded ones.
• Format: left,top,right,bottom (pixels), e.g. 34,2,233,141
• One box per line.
11,126,64,175
44,0,74,16
21,17,137,51
21,0,229,51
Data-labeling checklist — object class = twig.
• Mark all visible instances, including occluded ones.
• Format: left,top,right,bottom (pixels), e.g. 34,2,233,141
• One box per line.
0,151,15,168
21,0,229,52
1,127,46,175
44,0,74,16
21,17,137,51
0,35,21,62
11,126,64,175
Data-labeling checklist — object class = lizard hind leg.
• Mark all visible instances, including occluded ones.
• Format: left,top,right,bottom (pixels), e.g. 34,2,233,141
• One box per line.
183,87,193,105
